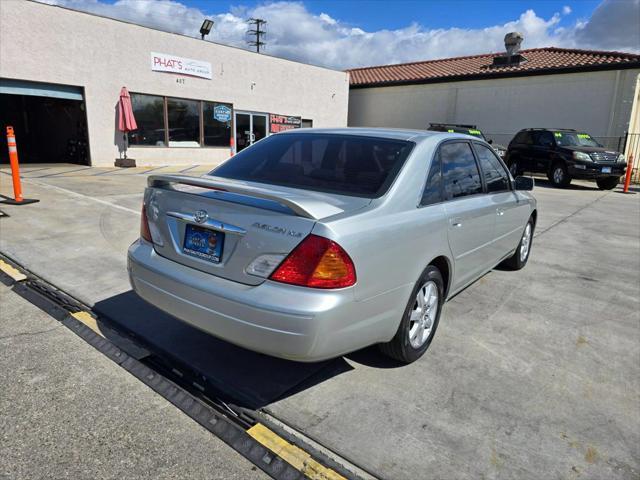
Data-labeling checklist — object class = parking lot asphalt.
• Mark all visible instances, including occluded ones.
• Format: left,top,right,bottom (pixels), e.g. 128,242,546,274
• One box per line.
0,283,266,480
1,164,639,479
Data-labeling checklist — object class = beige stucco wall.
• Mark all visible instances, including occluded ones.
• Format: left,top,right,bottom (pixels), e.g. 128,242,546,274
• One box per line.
0,0,349,166
348,69,640,148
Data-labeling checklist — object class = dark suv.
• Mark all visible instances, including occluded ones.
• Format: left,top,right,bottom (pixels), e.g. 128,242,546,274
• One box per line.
428,123,507,158
505,128,626,189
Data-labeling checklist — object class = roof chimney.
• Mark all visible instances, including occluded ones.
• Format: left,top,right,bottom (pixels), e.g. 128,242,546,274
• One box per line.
491,32,527,67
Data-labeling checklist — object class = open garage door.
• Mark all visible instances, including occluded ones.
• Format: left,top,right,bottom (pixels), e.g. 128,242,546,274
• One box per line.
0,79,90,165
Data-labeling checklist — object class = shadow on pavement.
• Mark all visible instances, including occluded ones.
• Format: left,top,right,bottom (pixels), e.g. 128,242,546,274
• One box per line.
533,178,600,191
93,290,353,409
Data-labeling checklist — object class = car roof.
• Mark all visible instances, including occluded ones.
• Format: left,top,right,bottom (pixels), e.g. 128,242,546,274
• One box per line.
521,128,578,132
280,127,442,142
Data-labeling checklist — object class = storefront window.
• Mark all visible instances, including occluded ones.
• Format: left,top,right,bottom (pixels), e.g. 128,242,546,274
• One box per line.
128,94,166,146
167,98,200,147
203,102,232,147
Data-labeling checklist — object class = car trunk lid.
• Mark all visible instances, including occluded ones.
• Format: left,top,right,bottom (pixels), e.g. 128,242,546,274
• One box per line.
144,174,370,286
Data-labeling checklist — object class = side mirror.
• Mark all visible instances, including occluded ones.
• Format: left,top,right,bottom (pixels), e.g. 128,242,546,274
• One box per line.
488,139,493,144
515,176,534,191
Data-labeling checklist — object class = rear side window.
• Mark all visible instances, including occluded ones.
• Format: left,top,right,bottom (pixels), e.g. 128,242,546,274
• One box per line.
440,142,482,200
512,131,531,145
475,144,510,193
211,133,414,198
420,152,442,206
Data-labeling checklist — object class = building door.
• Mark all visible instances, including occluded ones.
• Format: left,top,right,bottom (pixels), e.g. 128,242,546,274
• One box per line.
234,112,268,153
0,79,90,165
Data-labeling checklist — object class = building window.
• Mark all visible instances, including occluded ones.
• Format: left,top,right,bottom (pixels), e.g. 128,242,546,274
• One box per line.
167,98,200,147
128,94,166,146
128,93,232,148
203,102,232,147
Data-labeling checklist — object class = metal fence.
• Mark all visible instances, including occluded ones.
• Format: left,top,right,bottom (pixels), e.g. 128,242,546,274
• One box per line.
486,132,640,184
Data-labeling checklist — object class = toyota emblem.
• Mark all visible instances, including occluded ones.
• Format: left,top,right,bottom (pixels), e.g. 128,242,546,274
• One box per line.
194,210,208,224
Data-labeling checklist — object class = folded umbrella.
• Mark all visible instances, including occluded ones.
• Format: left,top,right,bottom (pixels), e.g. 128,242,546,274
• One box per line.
117,86,138,160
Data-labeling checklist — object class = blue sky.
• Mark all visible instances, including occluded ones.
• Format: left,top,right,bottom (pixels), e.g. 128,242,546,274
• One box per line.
43,0,639,68
188,0,601,30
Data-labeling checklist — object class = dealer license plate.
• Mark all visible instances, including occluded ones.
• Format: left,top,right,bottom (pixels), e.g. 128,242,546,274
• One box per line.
602,167,612,173
183,224,224,263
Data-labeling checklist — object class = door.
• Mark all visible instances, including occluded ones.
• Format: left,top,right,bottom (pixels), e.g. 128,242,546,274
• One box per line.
530,131,555,173
234,112,268,153
440,141,497,291
473,142,529,261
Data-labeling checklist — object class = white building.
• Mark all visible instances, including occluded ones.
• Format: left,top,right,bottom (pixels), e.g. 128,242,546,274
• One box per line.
0,0,349,167
347,43,640,158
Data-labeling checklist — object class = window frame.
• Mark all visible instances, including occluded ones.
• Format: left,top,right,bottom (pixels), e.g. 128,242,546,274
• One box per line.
128,91,234,149
471,141,513,193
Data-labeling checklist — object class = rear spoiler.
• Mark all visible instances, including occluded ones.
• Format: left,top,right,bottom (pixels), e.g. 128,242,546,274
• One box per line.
147,174,328,219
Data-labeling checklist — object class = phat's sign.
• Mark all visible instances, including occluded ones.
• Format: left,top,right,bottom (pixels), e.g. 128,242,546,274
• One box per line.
270,114,302,133
150,52,212,80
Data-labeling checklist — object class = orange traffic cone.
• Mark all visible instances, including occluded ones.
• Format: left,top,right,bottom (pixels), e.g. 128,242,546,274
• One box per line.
2,126,39,205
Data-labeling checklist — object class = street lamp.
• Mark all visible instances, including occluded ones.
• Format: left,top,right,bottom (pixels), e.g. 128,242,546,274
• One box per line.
200,19,214,40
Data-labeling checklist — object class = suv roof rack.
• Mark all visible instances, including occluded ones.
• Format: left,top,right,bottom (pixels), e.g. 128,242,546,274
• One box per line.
524,127,577,132
429,123,478,129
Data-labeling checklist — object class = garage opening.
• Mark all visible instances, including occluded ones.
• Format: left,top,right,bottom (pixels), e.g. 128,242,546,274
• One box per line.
0,79,90,165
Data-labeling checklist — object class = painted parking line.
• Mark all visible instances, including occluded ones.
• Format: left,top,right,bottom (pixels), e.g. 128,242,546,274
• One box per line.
248,423,347,480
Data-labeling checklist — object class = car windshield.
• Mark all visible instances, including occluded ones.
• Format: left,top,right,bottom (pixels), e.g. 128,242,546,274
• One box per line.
210,133,414,198
554,132,602,148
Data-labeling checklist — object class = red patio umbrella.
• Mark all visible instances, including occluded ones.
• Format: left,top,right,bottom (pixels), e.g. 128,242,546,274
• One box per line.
117,86,138,160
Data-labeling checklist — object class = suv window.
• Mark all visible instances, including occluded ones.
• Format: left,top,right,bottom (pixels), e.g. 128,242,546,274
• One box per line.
440,142,483,200
512,131,532,145
532,131,555,147
212,133,414,198
475,143,510,193
420,152,442,206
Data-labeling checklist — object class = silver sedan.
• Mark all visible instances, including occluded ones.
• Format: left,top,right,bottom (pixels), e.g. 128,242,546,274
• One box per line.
128,128,536,363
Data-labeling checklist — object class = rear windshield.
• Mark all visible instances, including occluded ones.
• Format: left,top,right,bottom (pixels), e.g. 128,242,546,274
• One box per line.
211,133,414,198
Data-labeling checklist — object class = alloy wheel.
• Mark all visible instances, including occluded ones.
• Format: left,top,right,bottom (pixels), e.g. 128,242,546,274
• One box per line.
408,281,439,349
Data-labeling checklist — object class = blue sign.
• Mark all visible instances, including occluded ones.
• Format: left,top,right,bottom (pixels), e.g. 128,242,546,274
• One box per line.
213,105,232,122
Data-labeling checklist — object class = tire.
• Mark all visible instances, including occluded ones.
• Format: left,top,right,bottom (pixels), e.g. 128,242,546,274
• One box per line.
379,265,444,363
501,217,534,270
509,158,522,177
548,162,571,188
596,177,620,190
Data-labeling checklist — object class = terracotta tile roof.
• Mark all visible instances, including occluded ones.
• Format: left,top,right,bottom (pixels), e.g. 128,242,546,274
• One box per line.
347,47,640,87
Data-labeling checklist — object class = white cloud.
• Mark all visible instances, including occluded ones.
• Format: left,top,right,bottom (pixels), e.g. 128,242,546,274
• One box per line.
562,5,572,15
40,0,639,69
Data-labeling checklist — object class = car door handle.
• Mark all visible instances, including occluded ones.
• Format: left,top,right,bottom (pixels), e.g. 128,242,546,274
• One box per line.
450,217,463,228
496,208,505,216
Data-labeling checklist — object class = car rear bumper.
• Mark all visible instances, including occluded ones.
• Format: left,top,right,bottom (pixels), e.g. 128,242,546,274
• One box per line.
127,240,407,362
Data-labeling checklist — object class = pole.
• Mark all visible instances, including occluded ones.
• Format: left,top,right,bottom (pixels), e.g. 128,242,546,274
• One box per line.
2,126,39,205
623,153,634,193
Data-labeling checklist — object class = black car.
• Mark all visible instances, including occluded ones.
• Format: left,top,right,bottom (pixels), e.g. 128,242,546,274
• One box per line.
505,128,627,189
427,123,507,158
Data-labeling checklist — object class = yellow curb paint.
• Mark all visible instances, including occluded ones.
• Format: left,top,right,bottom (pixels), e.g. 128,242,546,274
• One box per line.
0,260,27,282
247,424,346,480
71,311,105,338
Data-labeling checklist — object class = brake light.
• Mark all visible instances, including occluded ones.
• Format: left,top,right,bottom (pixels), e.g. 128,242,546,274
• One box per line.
269,235,356,289
140,204,152,242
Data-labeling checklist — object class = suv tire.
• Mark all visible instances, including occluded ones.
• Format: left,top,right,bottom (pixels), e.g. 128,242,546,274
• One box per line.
379,265,444,364
596,177,620,190
501,217,535,270
509,158,522,177
549,162,571,188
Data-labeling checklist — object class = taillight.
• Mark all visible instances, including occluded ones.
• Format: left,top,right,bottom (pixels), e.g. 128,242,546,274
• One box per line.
269,235,356,289
140,204,152,242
